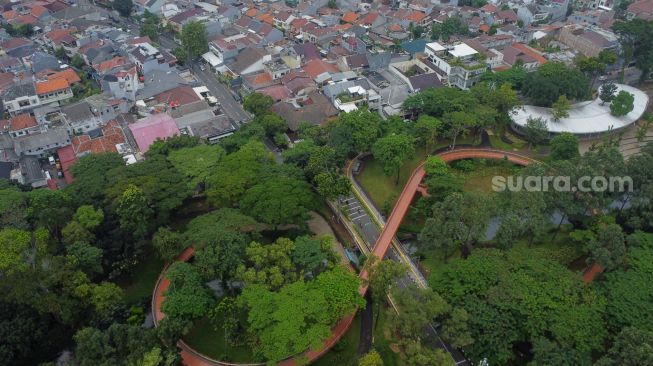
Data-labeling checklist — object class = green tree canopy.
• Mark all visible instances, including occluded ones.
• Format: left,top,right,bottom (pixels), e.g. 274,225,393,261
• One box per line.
522,62,589,106
372,134,415,185
180,21,208,59
243,92,274,116
610,90,635,116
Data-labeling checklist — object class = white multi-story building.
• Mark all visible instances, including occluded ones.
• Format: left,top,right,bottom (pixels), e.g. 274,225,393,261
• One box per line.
424,42,488,90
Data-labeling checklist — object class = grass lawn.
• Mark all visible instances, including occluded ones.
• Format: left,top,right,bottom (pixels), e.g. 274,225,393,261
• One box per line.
183,316,256,363
357,146,429,210
314,313,362,366
120,254,165,305
489,133,527,151
372,304,401,366
453,161,521,194
357,137,479,210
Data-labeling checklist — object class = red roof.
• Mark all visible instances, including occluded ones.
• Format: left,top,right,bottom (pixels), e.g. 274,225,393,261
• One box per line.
406,11,427,22
259,84,292,101
342,11,358,23
154,85,201,106
47,68,81,85
57,144,77,184
72,120,126,155
302,59,339,81
511,43,547,64
93,56,128,74
36,78,70,95
10,113,37,131
358,12,379,25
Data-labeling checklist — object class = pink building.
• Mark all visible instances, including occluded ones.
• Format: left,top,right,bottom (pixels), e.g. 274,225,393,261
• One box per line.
129,113,180,152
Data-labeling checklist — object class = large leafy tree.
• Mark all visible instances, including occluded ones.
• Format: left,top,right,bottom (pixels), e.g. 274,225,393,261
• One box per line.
610,90,635,116
522,62,589,106
372,134,415,185
549,132,579,161
180,21,208,59
206,141,271,206
523,116,548,150
551,94,571,121
194,231,248,285
152,227,185,262
586,224,626,270
329,109,382,156
116,184,153,240
612,19,653,81
73,323,173,366
167,144,225,189
240,176,314,228
112,0,133,17
236,238,297,290
599,232,653,332
162,262,214,320
413,115,442,148
243,92,274,116
596,327,653,366
364,256,407,328
239,267,363,362
432,249,607,364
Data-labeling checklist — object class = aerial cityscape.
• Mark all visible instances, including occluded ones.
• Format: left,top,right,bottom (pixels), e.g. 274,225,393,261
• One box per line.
1,0,653,364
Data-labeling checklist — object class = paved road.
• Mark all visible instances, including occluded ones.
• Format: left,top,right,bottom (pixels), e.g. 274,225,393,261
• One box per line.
189,62,251,124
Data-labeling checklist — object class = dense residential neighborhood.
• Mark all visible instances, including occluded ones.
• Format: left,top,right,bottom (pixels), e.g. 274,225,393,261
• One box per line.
1,0,653,365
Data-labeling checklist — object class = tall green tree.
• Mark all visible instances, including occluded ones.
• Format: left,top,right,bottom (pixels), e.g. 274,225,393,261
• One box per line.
180,21,208,60
372,134,415,185
116,184,153,240
112,0,133,17
240,176,314,228
549,132,579,161
243,92,274,116
612,19,653,82
610,90,635,116
162,262,214,320
522,62,589,106
596,327,653,366
551,95,571,121
599,81,618,105
524,116,549,150
365,256,407,329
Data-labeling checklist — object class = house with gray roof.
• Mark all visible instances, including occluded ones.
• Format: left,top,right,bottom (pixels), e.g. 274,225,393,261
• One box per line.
3,83,40,116
13,129,71,157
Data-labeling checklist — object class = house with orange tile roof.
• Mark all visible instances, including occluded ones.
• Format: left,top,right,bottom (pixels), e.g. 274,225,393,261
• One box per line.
93,56,129,75
35,78,73,104
511,43,547,64
46,68,82,85
358,12,385,28
71,120,127,155
302,58,339,83
406,11,428,26
342,11,359,24
9,113,39,138
44,27,77,48
257,12,274,26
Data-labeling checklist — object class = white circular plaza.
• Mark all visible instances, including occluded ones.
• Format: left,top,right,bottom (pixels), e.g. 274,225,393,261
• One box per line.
511,84,649,139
